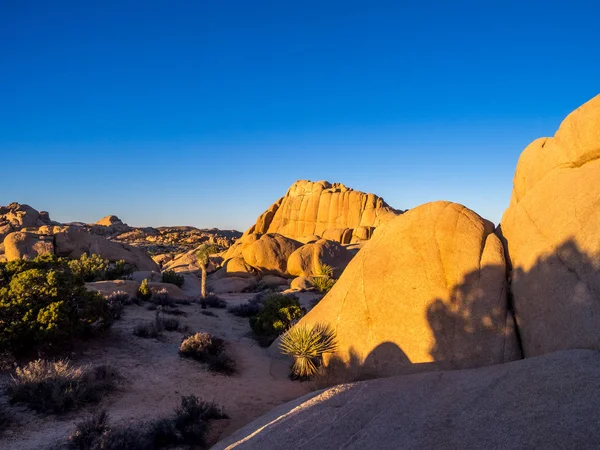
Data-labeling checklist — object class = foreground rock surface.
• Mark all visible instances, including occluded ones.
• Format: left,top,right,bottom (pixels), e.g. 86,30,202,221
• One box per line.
288,201,520,376
215,350,600,450
499,94,600,357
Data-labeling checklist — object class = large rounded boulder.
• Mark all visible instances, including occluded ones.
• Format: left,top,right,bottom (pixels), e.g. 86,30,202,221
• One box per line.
287,239,353,278
499,94,600,357
4,232,54,260
241,233,302,276
54,229,159,271
286,201,520,376
215,350,600,450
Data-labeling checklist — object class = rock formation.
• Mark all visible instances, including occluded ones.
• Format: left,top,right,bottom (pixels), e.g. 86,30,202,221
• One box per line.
241,234,302,276
245,180,400,244
499,94,600,357
0,203,54,240
4,228,159,271
287,238,353,278
215,350,600,450
282,201,520,376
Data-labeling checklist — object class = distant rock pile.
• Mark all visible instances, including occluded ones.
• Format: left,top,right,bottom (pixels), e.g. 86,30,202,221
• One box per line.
245,180,401,244
205,180,401,294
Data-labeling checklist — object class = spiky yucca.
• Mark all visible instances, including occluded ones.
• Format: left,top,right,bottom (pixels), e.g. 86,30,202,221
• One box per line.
279,323,337,378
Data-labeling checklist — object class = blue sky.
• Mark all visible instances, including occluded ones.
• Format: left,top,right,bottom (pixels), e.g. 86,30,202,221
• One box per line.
1,1,598,230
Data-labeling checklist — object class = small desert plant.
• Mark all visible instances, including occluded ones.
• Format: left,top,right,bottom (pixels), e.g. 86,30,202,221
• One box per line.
161,270,184,288
311,264,336,293
68,395,227,450
138,278,152,301
105,291,130,322
179,333,235,375
133,320,163,338
203,293,227,309
150,288,175,306
160,315,185,332
249,293,304,338
8,359,119,414
280,323,337,379
68,409,110,449
228,299,262,317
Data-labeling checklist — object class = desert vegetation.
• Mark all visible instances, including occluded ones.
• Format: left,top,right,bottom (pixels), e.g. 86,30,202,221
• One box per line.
134,310,188,338
279,323,337,379
311,264,336,293
161,270,184,287
179,332,236,375
0,254,118,356
137,278,152,300
195,244,220,307
8,359,119,414
67,394,227,450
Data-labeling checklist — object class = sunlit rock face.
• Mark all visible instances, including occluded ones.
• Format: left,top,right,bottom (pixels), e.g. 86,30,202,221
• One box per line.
245,180,400,244
499,94,600,357
283,201,520,377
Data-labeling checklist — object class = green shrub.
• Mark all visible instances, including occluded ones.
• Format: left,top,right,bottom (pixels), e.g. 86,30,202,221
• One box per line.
67,254,134,282
67,395,227,450
311,264,336,293
179,332,236,375
161,270,184,288
279,323,337,379
105,260,135,281
8,359,119,414
249,293,304,338
137,278,152,301
0,255,113,355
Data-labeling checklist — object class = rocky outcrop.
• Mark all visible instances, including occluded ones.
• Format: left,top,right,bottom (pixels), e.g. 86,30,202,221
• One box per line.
281,201,520,377
241,234,302,277
0,203,54,240
4,232,54,261
215,350,600,450
85,280,140,299
287,238,353,278
245,180,400,243
499,94,600,358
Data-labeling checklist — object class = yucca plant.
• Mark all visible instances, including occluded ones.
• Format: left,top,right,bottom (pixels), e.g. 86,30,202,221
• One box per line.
195,244,220,307
311,264,336,293
279,323,337,378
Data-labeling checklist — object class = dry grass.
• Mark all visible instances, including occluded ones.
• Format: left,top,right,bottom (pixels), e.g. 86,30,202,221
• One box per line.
8,360,119,414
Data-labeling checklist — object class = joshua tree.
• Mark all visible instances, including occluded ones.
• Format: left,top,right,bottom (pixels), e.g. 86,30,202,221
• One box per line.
195,244,220,307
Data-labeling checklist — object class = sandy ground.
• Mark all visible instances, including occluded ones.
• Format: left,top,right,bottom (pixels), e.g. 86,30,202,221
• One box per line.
0,291,319,449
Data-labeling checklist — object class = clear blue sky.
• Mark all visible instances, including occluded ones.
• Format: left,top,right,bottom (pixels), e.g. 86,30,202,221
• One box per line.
1,1,598,230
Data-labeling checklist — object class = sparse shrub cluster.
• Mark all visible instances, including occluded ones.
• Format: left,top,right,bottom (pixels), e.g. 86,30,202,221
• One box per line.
68,395,227,450
279,323,337,379
7,359,119,414
134,311,187,338
228,296,263,317
105,291,131,321
0,254,116,355
161,270,184,288
68,254,134,282
201,293,227,309
179,332,236,375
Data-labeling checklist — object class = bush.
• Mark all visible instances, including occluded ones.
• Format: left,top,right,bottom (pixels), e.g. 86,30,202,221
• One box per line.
161,270,184,288
228,298,262,317
150,288,174,307
133,320,162,338
68,254,134,282
105,291,130,322
249,293,304,338
311,264,336,293
0,254,113,355
67,395,227,450
203,293,226,309
179,333,236,375
279,323,337,379
138,278,152,301
8,359,119,414
134,311,187,338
